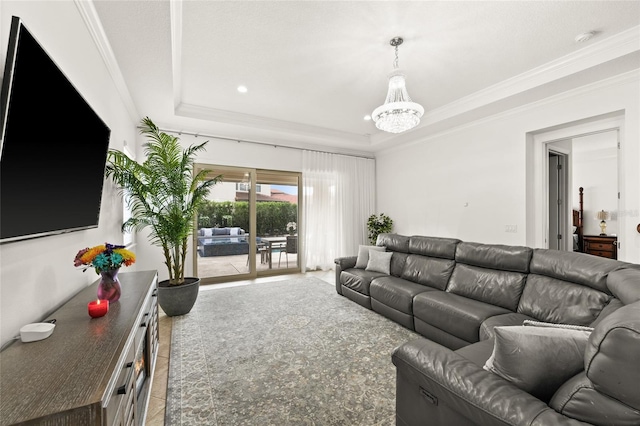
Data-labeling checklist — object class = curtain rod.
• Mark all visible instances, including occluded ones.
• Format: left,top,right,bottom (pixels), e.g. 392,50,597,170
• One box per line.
139,126,375,160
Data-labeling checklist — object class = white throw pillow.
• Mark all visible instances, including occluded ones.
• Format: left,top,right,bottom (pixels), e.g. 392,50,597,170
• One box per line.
230,227,240,236
366,250,393,275
203,228,213,237
483,324,592,402
355,245,385,269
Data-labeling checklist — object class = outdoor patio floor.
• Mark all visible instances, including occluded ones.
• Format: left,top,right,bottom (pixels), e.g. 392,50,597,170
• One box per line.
197,251,299,278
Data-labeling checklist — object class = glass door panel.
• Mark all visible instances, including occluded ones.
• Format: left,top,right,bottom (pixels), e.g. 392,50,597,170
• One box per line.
255,170,300,274
194,165,256,283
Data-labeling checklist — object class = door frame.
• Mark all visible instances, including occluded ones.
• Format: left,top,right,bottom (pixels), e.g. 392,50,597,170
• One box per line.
192,164,302,284
547,150,570,250
527,111,624,251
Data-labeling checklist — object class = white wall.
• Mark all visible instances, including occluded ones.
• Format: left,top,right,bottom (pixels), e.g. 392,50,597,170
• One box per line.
376,72,640,262
0,1,138,347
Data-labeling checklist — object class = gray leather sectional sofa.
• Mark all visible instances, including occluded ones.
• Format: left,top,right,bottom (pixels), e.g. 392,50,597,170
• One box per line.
334,233,640,426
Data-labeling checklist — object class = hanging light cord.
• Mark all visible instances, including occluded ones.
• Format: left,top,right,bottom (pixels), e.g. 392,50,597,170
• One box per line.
393,44,399,69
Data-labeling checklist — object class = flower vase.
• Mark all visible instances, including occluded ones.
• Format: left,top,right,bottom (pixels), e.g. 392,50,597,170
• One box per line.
98,268,121,303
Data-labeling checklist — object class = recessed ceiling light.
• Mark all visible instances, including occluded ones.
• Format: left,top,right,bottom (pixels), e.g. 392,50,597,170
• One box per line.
364,115,372,121
575,31,596,43
237,85,248,93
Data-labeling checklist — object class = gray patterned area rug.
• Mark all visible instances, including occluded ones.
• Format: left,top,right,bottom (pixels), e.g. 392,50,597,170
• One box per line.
165,277,419,425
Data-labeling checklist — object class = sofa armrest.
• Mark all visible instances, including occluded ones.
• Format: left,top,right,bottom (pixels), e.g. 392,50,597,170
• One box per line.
334,256,357,295
392,338,590,426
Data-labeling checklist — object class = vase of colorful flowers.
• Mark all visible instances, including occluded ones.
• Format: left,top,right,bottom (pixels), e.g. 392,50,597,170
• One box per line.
74,243,136,303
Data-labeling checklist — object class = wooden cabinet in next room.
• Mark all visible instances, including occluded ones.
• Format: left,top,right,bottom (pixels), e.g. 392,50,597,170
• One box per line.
583,235,617,260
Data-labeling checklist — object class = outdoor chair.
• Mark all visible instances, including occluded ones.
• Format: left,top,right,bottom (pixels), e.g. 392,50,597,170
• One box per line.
247,239,269,266
277,235,298,267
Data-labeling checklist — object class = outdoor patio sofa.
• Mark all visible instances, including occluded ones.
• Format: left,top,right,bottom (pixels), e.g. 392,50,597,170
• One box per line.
197,227,249,256
334,233,640,426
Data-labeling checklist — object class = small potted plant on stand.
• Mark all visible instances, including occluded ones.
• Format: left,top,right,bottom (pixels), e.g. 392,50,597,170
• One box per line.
105,117,219,316
367,213,393,245
286,222,297,236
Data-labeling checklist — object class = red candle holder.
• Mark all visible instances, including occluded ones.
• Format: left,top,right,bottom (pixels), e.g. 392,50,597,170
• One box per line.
88,299,109,318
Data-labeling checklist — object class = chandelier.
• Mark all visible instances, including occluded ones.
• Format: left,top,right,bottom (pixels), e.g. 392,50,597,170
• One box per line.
372,37,424,134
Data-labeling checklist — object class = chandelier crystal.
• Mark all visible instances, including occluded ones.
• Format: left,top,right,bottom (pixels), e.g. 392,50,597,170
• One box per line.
372,37,424,134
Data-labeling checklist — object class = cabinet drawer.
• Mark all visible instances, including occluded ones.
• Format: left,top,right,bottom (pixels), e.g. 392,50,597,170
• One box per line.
104,344,135,426
587,242,614,252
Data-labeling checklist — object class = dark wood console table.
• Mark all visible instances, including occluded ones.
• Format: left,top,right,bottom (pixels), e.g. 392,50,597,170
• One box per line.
583,235,618,260
0,270,158,425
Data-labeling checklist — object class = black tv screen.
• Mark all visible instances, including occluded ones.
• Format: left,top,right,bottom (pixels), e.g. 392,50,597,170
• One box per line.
0,16,111,243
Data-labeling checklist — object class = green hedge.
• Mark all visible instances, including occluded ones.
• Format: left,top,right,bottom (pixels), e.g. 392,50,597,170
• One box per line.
198,201,297,236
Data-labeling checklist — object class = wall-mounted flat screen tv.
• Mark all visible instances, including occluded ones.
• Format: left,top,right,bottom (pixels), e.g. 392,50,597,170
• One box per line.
0,16,111,244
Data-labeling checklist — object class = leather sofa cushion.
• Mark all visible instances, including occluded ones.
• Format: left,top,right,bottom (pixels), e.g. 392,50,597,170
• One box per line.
584,301,640,410
334,256,356,270
607,268,640,304
550,372,640,426
389,252,408,278
518,274,610,325
370,276,436,315
413,291,510,343
455,242,532,273
447,263,527,311
401,254,455,290
408,236,459,259
530,248,621,293
340,269,386,296
590,298,623,328
377,233,410,253
479,312,535,340
454,338,494,367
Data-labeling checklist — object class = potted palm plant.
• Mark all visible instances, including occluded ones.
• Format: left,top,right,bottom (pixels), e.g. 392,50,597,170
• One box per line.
105,117,219,316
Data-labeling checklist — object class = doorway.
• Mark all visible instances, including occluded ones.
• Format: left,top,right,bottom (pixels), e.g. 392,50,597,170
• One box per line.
527,112,623,254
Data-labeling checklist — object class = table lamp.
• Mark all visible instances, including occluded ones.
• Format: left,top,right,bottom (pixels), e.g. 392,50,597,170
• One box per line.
596,210,609,236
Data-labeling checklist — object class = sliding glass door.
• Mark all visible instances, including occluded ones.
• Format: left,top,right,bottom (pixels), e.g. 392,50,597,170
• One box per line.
193,164,300,284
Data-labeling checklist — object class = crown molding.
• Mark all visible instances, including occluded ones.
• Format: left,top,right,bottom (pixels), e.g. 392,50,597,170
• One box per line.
376,69,639,156
75,0,139,122
175,103,370,146
371,25,640,147
152,126,375,159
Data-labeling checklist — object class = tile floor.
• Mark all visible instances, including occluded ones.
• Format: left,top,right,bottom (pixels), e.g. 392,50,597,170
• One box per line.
144,269,335,425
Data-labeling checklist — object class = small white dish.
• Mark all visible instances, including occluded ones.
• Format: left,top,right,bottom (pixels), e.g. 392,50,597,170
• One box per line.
20,323,55,343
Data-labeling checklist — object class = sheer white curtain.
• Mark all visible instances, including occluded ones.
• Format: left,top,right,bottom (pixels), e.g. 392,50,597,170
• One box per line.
302,151,375,271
